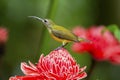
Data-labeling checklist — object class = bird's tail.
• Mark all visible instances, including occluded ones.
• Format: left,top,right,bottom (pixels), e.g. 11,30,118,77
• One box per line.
78,37,91,43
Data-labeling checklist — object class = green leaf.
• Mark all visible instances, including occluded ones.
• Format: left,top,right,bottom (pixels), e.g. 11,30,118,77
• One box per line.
107,24,118,33
114,29,120,41
107,24,120,41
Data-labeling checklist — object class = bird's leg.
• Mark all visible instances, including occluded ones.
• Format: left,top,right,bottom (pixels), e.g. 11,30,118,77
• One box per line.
62,41,68,47
55,41,68,50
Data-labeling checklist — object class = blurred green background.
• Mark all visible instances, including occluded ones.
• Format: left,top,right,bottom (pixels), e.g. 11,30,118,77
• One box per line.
0,0,120,80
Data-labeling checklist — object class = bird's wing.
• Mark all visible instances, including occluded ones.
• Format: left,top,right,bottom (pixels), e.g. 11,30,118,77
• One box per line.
52,26,78,42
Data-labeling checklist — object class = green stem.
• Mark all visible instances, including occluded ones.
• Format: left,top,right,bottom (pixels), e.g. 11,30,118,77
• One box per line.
86,59,96,80
47,0,59,19
36,0,59,57
0,44,5,58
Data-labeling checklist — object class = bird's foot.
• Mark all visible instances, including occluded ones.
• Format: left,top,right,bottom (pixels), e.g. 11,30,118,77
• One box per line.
54,43,68,50
55,46,63,50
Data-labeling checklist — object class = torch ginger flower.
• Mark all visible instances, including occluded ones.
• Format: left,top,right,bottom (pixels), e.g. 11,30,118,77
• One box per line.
0,27,8,44
9,48,87,80
72,26,120,64
0,27,8,57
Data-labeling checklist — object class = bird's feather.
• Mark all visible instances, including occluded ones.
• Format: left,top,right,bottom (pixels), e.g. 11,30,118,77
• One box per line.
51,25,78,42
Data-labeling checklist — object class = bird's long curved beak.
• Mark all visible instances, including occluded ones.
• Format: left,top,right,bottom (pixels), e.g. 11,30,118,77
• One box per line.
28,16,44,22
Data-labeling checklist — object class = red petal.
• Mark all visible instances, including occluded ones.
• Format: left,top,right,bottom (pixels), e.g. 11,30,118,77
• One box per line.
0,27,8,43
72,72,87,80
21,62,39,75
9,76,43,80
105,45,120,64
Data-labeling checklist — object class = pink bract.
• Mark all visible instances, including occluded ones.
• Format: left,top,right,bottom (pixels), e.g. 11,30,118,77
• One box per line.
9,48,87,80
0,27,8,44
72,26,120,64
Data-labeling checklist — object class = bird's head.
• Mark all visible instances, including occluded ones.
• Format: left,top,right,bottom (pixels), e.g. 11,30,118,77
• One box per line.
28,16,55,29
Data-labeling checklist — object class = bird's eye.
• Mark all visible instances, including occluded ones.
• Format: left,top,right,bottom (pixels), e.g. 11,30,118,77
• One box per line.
44,19,47,23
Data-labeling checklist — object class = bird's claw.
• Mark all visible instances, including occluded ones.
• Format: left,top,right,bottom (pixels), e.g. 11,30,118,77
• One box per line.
55,46,63,50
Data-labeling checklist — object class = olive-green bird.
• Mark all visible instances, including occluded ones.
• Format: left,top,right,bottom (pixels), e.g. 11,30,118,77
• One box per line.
29,16,89,48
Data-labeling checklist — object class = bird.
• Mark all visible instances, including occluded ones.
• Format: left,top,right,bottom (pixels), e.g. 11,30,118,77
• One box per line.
29,16,89,48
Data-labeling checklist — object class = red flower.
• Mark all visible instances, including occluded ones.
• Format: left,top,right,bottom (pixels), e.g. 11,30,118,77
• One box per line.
0,27,8,44
72,26,120,64
104,45,120,64
9,48,87,80
72,27,91,52
0,27,8,57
